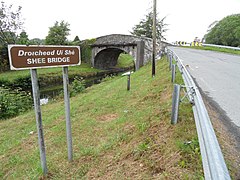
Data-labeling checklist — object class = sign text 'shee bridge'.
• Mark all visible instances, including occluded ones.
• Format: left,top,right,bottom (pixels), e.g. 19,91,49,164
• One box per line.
8,45,80,70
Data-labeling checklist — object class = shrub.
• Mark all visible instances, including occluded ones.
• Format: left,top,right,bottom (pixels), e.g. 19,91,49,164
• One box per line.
70,77,86,97
0,86,32,119
80,38,96,64
12,76,32,90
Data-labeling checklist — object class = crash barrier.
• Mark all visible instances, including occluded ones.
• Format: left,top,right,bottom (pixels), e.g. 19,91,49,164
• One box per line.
166,48,231,180
202,43,240,51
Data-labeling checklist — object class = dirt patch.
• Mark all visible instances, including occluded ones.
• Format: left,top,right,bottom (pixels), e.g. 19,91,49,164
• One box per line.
97,114,118,122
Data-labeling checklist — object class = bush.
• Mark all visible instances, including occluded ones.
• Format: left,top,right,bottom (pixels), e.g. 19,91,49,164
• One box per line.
80,39,96,64
0,86,32,119
70,77,86,97
12,76,32,90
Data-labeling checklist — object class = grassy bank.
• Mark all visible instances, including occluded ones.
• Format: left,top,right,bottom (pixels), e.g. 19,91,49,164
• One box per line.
0,54,134,90
0,63,101,83
184,45,240,55
0,53,134,84
0,57,203,179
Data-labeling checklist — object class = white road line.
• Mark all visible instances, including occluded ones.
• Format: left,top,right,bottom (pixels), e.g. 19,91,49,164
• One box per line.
200,78,216,92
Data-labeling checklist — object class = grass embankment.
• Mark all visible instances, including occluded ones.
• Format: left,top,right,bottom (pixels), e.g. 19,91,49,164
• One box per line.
0,57,203,179
184,45,240,55
0,54,134,88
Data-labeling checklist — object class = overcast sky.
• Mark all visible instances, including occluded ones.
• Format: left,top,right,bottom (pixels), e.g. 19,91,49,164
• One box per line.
6,0,240,43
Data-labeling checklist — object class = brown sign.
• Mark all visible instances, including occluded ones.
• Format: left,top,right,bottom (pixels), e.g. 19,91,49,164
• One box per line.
8,45,81,70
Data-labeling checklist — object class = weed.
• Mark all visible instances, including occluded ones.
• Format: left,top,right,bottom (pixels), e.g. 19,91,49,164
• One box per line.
70,77,86,96
176,137,201,169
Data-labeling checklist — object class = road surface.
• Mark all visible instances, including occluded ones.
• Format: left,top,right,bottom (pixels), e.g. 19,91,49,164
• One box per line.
169,47,240,128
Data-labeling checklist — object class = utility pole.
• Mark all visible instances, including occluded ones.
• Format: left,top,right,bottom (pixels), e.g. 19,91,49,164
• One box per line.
152,0,157,77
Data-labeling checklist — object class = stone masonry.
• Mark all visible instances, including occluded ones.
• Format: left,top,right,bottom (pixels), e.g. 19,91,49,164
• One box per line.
91,34,154,70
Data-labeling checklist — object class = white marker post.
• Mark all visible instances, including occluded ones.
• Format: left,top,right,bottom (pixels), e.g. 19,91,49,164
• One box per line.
122,71,134,91
8,45,81,174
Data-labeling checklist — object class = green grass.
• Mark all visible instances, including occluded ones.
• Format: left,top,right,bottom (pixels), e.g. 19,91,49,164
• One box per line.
116,53,134,68
0,57,203,179
184,45,240,55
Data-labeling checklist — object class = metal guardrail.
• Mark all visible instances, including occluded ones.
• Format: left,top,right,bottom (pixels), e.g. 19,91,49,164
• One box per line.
202,43,240,51
167,48,231,180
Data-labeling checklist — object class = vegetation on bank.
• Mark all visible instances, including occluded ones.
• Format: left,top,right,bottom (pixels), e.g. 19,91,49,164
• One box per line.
0,63,101,86
0,51,134,89
0,53,135,120
0,86,32,119
0,57,203,179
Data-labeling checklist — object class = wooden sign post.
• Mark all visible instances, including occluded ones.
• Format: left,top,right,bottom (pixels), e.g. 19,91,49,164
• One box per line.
8,45,81,175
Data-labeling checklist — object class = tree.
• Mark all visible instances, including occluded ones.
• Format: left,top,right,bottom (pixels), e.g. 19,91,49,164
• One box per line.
205,14,240,47
0,1,23,71
131,12,168,41
45,20,70,45
71,35,81,45
73,36,80,42
16,31,29,45
29,38,44,45
0,1,23,45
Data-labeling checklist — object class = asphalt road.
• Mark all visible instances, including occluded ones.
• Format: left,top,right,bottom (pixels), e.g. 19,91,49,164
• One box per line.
169,47,240,128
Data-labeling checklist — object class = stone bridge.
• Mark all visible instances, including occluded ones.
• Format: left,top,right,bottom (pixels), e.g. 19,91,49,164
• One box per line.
91,34,155,70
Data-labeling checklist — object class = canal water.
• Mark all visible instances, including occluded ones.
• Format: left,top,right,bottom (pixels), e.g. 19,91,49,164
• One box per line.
39,68,131,104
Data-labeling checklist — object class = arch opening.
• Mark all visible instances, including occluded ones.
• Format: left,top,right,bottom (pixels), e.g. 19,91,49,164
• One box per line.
94,48,134,70
116,53,135,70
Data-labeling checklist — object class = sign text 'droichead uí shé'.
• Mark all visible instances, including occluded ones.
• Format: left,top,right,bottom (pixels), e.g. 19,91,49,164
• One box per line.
8,45,81,70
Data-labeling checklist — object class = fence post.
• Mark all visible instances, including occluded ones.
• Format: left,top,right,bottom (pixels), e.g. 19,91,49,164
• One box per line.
171,84,181,124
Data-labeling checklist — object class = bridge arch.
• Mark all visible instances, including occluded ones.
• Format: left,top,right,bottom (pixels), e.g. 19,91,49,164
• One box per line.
94,48,125,69
91,34,171,70
91,34,153,70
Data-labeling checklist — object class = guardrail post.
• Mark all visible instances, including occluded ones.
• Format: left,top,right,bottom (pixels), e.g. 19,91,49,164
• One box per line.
167,51,170,61
169,54,173,70
171,84,181,124
171,64,176,83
